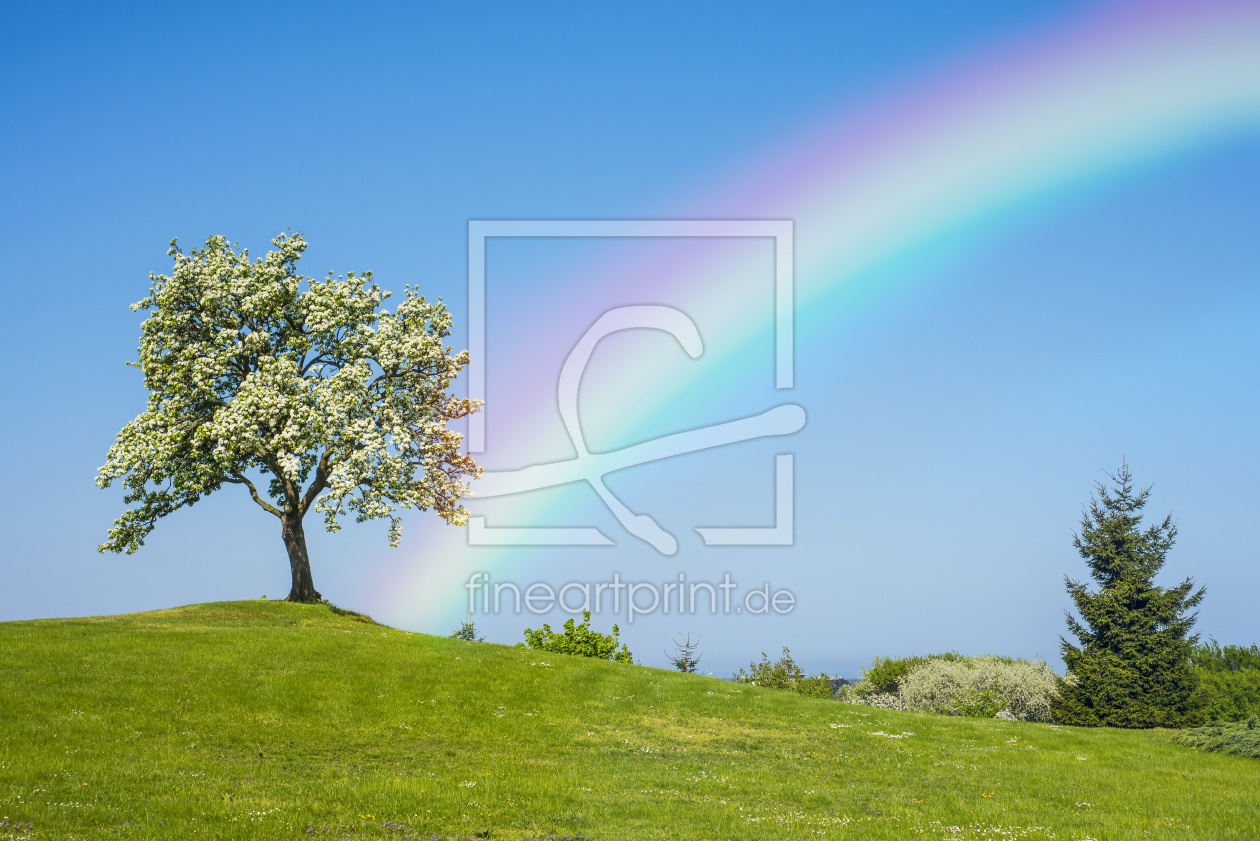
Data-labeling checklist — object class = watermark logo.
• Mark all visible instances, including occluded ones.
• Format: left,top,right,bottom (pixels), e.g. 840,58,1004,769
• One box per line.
467,220,802,554
465,572,796,622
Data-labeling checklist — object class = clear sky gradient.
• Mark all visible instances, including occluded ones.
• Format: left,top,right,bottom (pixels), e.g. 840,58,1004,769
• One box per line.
1,1,1256,678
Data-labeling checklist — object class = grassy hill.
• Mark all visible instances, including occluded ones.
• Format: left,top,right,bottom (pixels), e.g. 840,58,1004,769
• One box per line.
0,602,1255,840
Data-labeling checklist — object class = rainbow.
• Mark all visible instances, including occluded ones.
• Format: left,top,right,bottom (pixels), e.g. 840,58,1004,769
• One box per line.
373,0,1260,629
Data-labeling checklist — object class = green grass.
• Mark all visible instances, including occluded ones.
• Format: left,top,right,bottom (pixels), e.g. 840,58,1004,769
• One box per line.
0,601,1256,840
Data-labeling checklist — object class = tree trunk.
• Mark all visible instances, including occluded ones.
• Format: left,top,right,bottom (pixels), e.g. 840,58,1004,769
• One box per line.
282,514,322,603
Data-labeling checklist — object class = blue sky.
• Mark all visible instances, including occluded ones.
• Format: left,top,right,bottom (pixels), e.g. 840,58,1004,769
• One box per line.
2,1,1256,677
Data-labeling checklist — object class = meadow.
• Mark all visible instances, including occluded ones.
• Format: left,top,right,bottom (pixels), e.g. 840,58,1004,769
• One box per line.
0,601,1255,840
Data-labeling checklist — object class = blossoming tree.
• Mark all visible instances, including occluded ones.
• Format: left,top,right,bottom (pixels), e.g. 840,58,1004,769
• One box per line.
97,233,480,602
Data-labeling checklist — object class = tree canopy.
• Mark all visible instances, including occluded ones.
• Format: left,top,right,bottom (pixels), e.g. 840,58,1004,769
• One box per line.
1052,461,1205,728
97,233,480,601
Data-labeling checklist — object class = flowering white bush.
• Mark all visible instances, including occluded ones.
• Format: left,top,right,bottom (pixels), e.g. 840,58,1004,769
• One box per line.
863,692,908,711
900,655,1062,722
833,683,908,710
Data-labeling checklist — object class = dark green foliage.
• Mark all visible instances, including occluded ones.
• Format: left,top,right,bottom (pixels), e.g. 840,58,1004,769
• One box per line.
666,633,702,673
861,652,963,694
1053,462,1206,728
1191,638,1260,722
861,655,925,694
734,647,833,697
450,610,483,642
1192,638,1260,672
519,611,633,663
1172,717,1260,759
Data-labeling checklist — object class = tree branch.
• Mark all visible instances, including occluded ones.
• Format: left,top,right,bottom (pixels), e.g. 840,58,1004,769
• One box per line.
224,473,284,518
300,351,337,378
299,448,335,517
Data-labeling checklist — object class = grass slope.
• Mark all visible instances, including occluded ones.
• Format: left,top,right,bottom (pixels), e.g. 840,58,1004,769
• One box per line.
0,601,1256,840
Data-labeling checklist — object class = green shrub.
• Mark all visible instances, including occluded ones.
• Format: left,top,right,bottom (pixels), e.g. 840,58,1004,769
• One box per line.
1191,639,1260,722
1192,638,1260,672
899,655,1062,722
1195,670,1260,722
861,656,925,694
734,647,833,697
519,611,632,663
954,683,1005,718
1172,716,1260,759
860,652,962,694
450,611,483,642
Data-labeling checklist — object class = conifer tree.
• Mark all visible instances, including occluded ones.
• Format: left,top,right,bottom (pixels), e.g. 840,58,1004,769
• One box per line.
1052,461,1206,727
